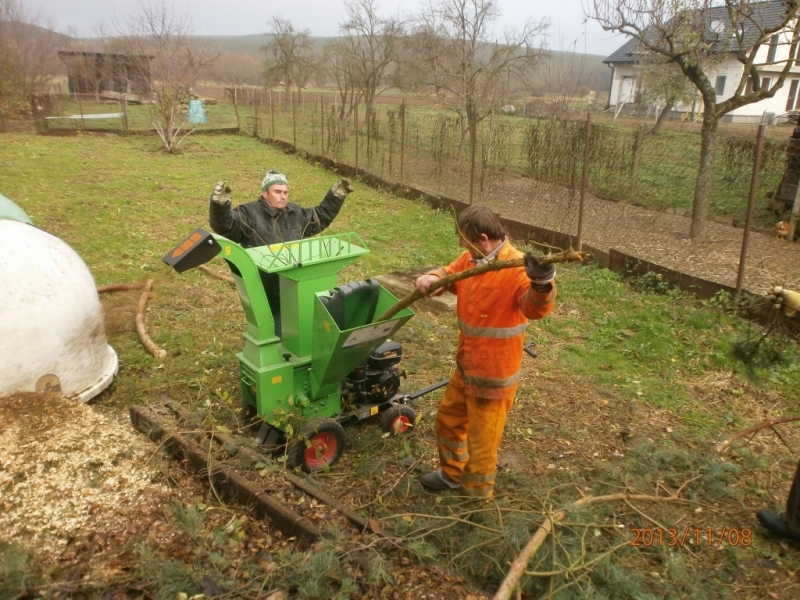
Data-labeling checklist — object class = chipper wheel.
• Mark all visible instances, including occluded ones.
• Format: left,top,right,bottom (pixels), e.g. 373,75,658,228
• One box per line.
379,405,417,435
287,418,346,472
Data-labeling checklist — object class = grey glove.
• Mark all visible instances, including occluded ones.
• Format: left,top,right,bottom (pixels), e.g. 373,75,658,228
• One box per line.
210,181,232,205
330,178,354,200
524,252,555,290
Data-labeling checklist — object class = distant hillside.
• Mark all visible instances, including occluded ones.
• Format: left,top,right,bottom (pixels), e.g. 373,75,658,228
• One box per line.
194,34,337,55
196,34,611,91
192,34,269,55
23,21,76,45
58,30,610,92
197,32,608,62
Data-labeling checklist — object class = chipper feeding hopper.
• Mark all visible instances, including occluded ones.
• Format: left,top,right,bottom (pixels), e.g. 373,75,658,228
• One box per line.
164,229,433,471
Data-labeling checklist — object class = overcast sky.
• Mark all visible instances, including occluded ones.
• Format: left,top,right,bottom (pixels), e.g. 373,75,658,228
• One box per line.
26,0,627,57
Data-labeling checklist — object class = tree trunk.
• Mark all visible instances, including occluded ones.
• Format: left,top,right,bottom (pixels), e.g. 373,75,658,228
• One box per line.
650,98,675,135
689,104,719,241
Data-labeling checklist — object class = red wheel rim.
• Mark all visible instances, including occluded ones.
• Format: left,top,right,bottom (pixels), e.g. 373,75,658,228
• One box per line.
304,432,339,468
392,415,411,433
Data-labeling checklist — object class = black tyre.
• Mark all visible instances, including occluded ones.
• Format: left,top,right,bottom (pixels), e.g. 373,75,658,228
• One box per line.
286,418,346,472
379,405,416,435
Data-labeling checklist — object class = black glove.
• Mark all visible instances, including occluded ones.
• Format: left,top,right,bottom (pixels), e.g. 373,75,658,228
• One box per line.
331,178,354,199
524,252,555,290
210,181,232,205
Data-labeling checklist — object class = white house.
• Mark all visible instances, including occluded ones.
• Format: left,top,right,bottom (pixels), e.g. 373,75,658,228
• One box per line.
603,1,800,124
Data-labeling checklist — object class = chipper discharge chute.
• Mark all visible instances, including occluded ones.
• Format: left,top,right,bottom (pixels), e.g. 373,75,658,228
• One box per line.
163,229,435,472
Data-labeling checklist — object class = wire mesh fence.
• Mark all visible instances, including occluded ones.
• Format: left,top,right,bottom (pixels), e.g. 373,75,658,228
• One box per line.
37,85,752,296
233,89,800,296
247,95,788,222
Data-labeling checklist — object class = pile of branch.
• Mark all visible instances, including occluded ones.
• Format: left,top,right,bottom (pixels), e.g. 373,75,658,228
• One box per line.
493,478,696,600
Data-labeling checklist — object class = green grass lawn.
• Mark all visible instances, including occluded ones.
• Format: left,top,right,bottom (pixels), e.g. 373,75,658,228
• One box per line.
44,94,789,227
3,131,800,598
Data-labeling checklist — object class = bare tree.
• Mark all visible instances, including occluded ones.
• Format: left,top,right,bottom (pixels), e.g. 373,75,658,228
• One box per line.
115,0,219,153
0,0,61,129
636,51,700,134
588,0,800,241
535,38,597,119
399,14,449,96
202,51,263,87
326,38,360,122
411,0,548,196
338,0,404,121
262,16,317,106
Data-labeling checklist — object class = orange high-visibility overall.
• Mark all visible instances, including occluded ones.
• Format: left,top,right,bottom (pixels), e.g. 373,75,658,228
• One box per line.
427,240,556,497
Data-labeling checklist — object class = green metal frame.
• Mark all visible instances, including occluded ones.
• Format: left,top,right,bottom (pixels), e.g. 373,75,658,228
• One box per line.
212,233,413,430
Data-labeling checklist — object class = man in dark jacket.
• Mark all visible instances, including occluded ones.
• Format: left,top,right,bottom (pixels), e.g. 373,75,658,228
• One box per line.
208,170,353,334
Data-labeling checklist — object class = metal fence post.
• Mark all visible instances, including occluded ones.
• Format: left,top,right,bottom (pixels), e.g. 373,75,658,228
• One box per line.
78,94,85,131
469,124,476,205
400,101,406,186
270,90,275,139
576,111,592,251
320,94,324,157
735,123,767,302
120,97,128,132
355,101,360,171
292,91,297,148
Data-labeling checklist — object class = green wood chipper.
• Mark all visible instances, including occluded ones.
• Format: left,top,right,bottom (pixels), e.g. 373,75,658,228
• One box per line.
164,229,445,471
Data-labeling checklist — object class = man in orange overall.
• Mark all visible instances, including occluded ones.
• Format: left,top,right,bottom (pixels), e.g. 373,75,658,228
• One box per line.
415,206,557,498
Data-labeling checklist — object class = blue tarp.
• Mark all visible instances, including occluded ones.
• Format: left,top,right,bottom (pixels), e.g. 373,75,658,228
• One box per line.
188,99,207,124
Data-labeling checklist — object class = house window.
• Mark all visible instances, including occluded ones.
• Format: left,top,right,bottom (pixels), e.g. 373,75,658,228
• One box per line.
787,79,800,111
746,76,772,94
768,34,780,63
715,75,727,96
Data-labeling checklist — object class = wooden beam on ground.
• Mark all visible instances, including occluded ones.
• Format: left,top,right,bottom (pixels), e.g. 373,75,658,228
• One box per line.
198,420,374,534
129,405,321,544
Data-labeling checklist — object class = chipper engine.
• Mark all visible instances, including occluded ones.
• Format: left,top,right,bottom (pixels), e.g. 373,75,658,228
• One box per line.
164,229,442,472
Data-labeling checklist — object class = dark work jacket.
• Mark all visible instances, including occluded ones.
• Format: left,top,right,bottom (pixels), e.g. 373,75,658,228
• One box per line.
209,189,345,312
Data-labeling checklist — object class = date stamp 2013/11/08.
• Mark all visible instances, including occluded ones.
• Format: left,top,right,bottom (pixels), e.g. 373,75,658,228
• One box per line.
630,527,752,548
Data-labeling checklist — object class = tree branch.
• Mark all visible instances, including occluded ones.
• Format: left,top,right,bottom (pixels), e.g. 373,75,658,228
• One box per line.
715,416,800,454
135,279,166,359
375,250,590,322
492,483,696,600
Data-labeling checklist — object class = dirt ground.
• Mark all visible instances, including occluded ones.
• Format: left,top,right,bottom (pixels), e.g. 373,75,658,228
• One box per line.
494,178,800,295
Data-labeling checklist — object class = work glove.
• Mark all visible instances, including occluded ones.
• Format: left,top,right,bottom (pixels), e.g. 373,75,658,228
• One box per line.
524,252,555,291
771,286,800,317
331,178,354,200
210,181,232,205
